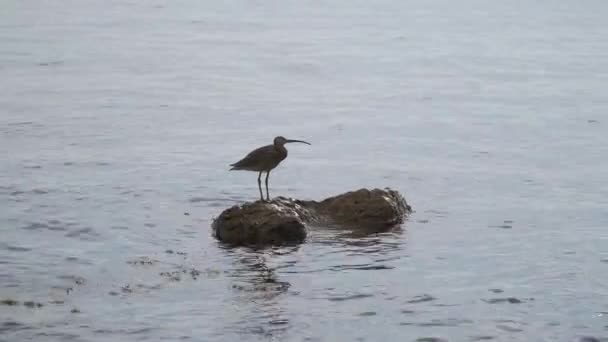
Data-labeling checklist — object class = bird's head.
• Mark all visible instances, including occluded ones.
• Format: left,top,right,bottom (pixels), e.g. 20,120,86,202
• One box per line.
273,136,311,146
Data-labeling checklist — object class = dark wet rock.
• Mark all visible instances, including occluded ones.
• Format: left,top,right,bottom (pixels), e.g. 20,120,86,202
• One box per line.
71,308,81,314
312,188,411,228
212,188,411,246
212,198,309,246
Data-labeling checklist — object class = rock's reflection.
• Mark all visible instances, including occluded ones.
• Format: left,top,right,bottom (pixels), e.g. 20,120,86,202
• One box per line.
220,246,299,339
304,225,406,274
311,224,405,254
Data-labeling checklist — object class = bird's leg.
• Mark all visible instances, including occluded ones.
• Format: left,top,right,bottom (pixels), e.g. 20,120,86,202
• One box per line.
257,171,263,201
265,171,271,201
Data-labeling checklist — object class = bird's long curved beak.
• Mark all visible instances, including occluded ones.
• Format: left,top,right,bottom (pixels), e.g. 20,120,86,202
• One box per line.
285,139,311,145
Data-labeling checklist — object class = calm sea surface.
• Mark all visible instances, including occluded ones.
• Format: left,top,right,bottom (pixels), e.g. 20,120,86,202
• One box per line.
1,1,608,341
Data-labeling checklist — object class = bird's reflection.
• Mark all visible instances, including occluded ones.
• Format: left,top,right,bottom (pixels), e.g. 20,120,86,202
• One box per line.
220,245,299,339
216,222,406,338
229,254,290,300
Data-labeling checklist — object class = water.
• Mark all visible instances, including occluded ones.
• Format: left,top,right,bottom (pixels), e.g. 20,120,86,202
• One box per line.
1,1,608,341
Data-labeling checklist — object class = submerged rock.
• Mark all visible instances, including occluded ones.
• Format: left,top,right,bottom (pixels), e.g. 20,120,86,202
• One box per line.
212,188,411,246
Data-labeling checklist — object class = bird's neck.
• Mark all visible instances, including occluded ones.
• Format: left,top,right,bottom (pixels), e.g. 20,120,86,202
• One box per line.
274,144,287,154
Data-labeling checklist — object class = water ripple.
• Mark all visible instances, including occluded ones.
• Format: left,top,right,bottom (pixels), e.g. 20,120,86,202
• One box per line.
329,264,393,271
483,297,528,304
0,243,32,252
407,294,436,304
327,293,373,302
415,338,448,342
401,318,473,327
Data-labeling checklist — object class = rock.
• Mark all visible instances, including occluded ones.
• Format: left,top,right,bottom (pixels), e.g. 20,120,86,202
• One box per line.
212,188,411,246
315,188,411,229
212,198,309,246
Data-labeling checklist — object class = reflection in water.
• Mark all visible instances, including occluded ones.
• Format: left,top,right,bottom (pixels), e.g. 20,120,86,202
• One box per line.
311,221,405,244
220,246,299,339
215,225,407,339
310,225,406,271
338,223,405,239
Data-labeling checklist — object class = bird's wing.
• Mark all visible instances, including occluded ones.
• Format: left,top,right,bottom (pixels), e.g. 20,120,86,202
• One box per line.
230,144,274,169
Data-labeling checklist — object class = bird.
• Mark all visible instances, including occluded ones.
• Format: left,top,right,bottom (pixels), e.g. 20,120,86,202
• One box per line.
230,136,311,201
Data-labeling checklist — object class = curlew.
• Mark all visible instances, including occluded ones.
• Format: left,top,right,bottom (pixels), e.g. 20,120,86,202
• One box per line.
230,136,311,201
